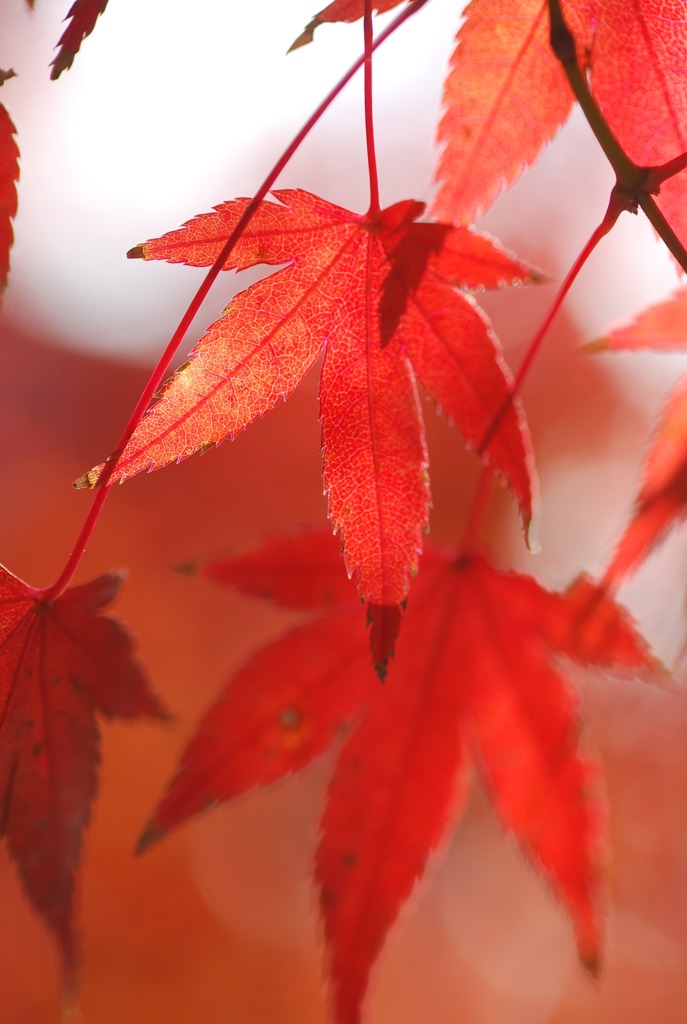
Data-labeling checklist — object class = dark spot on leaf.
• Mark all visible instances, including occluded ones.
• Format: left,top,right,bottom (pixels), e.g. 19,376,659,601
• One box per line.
280,707,302,729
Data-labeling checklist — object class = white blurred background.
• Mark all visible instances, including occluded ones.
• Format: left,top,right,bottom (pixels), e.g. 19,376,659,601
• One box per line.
0,0,678,359
2,0,462,357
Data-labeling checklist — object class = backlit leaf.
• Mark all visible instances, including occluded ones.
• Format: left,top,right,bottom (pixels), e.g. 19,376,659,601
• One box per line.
81,190,536,611
592,292,687,584
588,288,687,354
606,377,687,584
433,0,584,223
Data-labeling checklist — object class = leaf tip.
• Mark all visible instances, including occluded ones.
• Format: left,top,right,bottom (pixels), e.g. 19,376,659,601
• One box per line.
127,244,145,260
287,32,311,53
287,21,316,52
374,659,388,682
73,469,100,490
581,948,602,978
529,268,551,285
367,603,402,681
151,701,176,726
581,337,608,354
135,823,166,856
525,514,541,555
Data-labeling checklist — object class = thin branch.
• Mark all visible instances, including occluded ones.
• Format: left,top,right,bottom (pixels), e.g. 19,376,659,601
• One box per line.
363,0,381,215
479,186,625,457
462,187,624,553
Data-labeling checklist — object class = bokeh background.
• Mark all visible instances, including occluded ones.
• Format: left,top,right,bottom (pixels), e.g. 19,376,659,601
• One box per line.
1,1,687,1021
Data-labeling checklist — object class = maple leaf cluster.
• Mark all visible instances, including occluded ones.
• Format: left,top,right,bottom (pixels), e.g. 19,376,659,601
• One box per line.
139,527,660,1024
0,1,687,1022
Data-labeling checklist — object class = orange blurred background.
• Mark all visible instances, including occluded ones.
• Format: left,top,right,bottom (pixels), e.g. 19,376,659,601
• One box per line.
1,2,687,1022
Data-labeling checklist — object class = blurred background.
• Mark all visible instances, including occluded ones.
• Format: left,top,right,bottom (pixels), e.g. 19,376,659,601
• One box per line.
0,1,686,1021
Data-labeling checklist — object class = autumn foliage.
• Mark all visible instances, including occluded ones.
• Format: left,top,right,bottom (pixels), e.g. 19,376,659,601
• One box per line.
0,569,166,978
140,528,661,1024
2,1,687,1022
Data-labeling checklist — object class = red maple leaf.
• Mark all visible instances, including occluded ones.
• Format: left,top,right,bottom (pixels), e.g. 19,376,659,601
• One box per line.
0,84,19,302
79,190,536,617
587,288,687,356
139,528,661,1024
590,289,687,583
434,1,687,231
433,0,583,223
51,0,109,80
289,0,407,51
0,569,167,976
